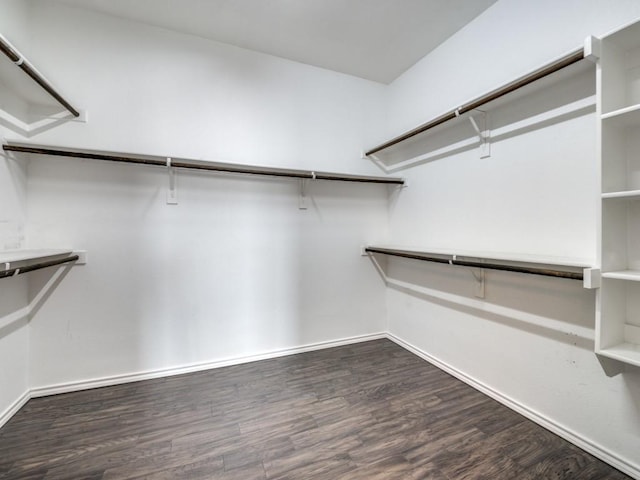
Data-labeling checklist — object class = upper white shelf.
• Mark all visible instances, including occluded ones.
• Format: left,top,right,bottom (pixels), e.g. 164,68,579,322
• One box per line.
364,47,586,159
601,103,640,128
3,143,405,186
0,33,80,118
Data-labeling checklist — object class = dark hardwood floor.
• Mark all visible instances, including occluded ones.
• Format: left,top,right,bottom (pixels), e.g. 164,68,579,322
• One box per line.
0,339,631,479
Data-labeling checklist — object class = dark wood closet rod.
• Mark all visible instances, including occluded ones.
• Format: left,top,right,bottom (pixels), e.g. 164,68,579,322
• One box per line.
365,48,585,156
365,247,584,280
2,144,405,185
0,255,79,279
0,35,80,118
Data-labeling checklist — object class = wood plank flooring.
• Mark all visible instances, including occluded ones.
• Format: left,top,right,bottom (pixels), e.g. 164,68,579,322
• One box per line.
0,339,631,479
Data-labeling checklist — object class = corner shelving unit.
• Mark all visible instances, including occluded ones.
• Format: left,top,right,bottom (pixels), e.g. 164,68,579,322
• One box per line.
597,20,640,367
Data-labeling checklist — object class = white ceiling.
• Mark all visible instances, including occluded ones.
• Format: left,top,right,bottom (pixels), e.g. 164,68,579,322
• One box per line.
51,0,498,84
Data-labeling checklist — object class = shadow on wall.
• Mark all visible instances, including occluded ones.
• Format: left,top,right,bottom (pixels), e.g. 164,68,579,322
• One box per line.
371,254,596,350
623,368,640,424
373,254,640,379
0,264,74,339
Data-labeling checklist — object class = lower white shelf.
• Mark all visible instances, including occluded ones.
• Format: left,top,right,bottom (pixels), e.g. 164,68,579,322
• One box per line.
0,249,73,266
0,249,85,279
598,342,640,368
602,189,640,199
602,103,640,128
602,270,640,281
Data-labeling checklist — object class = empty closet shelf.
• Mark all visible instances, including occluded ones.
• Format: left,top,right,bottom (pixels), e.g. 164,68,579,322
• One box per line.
2,143,405,186
364,246,589,281
0,33,80,118
365,47,585,157
0,250,79,279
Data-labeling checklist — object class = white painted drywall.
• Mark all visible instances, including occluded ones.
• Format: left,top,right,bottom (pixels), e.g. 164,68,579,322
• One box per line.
0,0,29,248
0,276,29,426
15,2,390,389
0,0,31,427
383,0,640,475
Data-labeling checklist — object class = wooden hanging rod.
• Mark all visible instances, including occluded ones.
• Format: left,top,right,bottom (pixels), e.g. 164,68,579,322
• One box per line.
365,246,585,280
0,255,79,279
365,48,585,156
2,144,405,185
0,34,80,118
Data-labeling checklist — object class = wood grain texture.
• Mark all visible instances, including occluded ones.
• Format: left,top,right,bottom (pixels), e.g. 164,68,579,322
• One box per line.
0,339,631,479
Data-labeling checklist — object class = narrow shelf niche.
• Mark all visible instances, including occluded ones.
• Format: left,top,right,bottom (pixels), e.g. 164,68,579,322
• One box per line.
598,278,640,368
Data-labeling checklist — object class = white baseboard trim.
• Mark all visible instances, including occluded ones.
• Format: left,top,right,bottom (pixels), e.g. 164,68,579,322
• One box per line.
385,332,640,480
0,389,30,430
29,332,387,398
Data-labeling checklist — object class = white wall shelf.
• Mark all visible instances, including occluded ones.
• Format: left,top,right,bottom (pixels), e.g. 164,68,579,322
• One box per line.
0,249,81,279
3,142,405,187
602,189,640,199
0,249,71,264
601,103,640,127
365,245,591,282
598,343,640,368
602,270,640,281
597,20,640,367
363,47,589,171
0,33,80,119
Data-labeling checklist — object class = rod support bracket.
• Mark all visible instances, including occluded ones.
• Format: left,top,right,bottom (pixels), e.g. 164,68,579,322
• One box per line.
468,109,491,159
471,268,485,298
166,157,178,205
299,178,308,210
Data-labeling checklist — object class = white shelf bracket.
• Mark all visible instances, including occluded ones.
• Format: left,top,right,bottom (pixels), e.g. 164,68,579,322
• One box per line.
584,36,601,63
299,178,309,210
468,110,491,159
166,157,178,205
470,267,485,298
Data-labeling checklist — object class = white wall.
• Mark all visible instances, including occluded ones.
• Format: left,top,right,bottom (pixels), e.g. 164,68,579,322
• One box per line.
0,2,391,391
0,0,32,426
383,0,640,476
0,276,29,427
0,0,30,248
